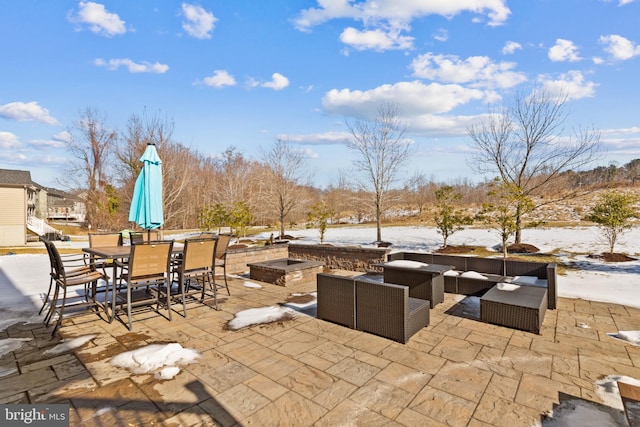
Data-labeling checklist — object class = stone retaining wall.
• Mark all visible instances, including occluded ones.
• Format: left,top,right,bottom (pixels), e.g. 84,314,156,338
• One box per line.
226,243,390,275
289,243,389,272
226,245,288,274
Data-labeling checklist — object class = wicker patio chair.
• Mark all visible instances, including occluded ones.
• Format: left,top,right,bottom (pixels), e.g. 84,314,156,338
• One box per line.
355,279,430,344
316,273,356,328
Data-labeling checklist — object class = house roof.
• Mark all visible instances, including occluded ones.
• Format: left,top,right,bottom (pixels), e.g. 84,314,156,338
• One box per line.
0,169,34,186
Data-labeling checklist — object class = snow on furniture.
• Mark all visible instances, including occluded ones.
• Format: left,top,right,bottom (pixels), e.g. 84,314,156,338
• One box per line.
374,261,453,308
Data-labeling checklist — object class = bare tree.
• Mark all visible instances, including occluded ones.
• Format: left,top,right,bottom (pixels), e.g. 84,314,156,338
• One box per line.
467,88,602,243
405,172,437,218
260,139,309,238
65,107,118,229
215,146,257,208
346,102,413,242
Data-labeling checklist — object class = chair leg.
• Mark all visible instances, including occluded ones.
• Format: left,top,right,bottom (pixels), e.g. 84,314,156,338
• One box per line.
127,286,133,331
213,273,218,310
51,286,68,337
166,279,173,321
39,276,54,315
180,276,187,318
223,264,230,296
45,282,61,326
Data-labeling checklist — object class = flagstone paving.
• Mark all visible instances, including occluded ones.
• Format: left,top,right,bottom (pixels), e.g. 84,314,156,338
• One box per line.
1,274,639,426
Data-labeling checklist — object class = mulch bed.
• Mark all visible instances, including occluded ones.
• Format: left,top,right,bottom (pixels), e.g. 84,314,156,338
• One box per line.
507,243,540,254
588,253,637,262
435,245,479,254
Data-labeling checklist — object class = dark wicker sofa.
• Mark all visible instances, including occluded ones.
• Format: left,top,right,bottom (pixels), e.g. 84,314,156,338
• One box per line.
387,252,557,309
386,252,557,334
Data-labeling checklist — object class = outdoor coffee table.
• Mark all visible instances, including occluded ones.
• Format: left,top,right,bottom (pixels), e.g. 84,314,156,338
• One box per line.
480,283,548,334
374,261,454,308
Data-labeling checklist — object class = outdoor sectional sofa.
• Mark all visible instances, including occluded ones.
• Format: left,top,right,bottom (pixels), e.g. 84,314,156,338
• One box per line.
316,273,430,344
386,252,557,334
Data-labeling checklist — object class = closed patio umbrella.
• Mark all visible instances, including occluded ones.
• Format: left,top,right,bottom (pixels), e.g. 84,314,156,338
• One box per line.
129,143,163,239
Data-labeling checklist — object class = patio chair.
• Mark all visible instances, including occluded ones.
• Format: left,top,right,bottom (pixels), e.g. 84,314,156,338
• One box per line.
39,236,93,321
43,239,106,336
316,273,356,328
355,279,430,344
172,237,218,316
88,232,122,276
213,234,232,296
129,230,160,244
115,240,174,331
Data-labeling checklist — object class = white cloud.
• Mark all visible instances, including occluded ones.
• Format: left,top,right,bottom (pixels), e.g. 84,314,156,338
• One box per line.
0,132,21,148
548,39,582,62
68,1,126,37
599,34,640,60
258,73,290,90
94,58,169,73
293,0,511,31
201,70,236,88
29,139,67,148
410,53,527,89
181,3,217,39
0,101,59,125
433,29,448,42
278,131,351,145
340,26,414,51
322,81,488,119
537,70,598,101
502,41,522,55
619,0,634,5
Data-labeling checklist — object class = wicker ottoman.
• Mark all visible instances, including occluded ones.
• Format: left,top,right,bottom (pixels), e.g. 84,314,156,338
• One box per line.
480,284,548,334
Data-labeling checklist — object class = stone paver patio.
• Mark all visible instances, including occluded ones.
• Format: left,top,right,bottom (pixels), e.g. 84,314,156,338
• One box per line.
1,273,639,426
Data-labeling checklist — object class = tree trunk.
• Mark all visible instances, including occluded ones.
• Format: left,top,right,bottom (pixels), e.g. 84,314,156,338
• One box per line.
515,204,522,244
279,213,285,239
376,200,382,242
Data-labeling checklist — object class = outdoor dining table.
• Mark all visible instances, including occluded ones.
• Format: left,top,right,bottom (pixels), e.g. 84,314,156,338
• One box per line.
374,261,454,308
82,243,183,323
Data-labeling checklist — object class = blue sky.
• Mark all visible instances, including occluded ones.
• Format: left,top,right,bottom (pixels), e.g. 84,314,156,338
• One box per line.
1,0,639,189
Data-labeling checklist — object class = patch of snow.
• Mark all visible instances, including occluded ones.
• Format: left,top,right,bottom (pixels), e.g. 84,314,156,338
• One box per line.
385,260,429,268
593,375,640,409
512,275,539,285
459,271,488,280
0,338,32,358
44,334,96,355
497,283,521,291
538,398,626,426
243,281,262,289
155,366,181,380
227,306,296,331
111,343,200,375
607,331,640,346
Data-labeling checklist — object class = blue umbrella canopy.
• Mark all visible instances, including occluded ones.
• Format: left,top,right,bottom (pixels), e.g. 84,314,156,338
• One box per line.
129,144,164,230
